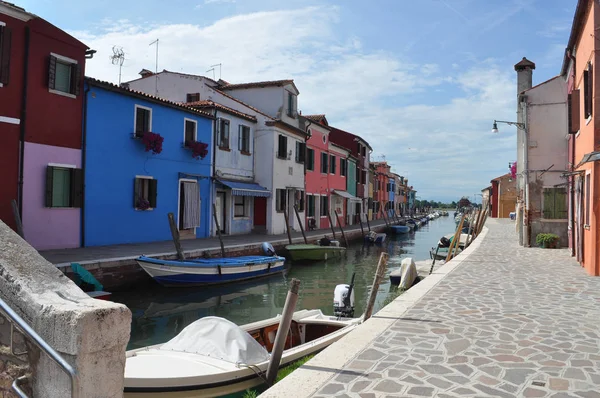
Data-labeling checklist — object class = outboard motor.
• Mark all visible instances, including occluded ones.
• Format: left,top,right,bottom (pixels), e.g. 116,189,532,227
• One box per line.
333,273,355,318
261,242,276,256
439,236,451,248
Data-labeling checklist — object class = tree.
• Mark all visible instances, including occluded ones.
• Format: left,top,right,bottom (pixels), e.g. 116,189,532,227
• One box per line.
458,197,472,208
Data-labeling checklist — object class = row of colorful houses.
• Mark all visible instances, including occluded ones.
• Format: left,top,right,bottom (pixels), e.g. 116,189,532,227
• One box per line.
0,1,417,250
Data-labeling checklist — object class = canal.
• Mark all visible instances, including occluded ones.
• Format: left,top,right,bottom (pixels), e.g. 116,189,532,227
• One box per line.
112,214,457,350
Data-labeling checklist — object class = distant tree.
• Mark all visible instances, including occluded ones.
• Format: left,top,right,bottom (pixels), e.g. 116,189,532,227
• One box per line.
458,197,471,208
451,201,457,208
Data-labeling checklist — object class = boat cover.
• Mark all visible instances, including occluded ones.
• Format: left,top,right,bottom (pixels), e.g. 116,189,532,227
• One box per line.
160,317,270,365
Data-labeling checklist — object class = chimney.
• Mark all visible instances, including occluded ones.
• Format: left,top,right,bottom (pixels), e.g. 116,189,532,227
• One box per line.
139,69,154,78
514,57,536,95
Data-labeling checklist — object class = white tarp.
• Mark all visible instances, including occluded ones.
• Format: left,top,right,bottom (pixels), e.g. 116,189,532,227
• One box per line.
399,258,418,290
160,317,270,365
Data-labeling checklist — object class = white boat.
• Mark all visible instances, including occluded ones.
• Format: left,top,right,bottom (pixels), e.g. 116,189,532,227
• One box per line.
124,309,361,397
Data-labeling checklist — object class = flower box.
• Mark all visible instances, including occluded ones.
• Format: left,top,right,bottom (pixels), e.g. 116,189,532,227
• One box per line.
185,140,209,160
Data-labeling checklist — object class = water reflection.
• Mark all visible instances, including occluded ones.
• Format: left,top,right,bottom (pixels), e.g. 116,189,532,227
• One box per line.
112,215,457,349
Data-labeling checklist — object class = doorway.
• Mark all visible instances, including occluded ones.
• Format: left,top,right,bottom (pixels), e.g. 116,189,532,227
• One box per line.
215,191,227,234
254,197,267,230
178,180,200,239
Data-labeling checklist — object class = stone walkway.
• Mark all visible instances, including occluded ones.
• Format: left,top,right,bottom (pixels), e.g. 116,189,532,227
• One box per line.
264,219,600,397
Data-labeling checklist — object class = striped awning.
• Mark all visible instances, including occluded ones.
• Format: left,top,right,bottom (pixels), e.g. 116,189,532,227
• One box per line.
333,190,359,200
218,180,271,197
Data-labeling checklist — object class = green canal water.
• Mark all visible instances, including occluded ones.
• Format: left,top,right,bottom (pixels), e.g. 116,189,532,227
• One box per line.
112,215,457,350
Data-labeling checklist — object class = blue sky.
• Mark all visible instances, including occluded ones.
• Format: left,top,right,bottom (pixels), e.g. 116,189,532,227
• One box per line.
22,0,576,203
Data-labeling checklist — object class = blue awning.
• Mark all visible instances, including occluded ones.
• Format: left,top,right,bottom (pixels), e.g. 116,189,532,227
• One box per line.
217,180,271,197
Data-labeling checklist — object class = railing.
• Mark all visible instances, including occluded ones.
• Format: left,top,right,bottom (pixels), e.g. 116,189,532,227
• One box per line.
0,296,78,398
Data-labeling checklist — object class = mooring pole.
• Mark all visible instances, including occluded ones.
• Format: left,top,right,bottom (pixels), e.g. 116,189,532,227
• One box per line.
446,213,466,262
283,209,293,245
266,278,301,386
358,213,365,237
364,252,389,321
293,205,307,244
334,210,349,247
210,204,226,257
168,212,185,261
429,245,441,275
327,211,337,239
366,212,372,232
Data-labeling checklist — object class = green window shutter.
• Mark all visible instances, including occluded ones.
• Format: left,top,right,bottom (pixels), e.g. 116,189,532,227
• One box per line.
543,189,555,219
72,63,81,95
555,189,567,219
70,168,84,208
148,179,158,208
0,26,12,86
45,166,54,207
238,125,242,150
48,55,57,90
133,178,139,208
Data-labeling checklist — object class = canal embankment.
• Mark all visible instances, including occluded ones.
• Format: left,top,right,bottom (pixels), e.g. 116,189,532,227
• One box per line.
262,219,600,397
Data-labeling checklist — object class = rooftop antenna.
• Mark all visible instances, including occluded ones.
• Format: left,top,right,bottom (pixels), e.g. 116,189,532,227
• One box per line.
149,39,159,95
109,46,125,85
211,63,222,80
206,67,215,80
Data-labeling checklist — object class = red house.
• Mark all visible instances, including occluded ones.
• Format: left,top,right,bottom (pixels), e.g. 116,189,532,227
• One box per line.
0,1,92,249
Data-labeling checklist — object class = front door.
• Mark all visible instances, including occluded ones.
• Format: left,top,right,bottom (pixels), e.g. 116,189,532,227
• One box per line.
215,191,226,234
254,197,267,227
178,180,200,238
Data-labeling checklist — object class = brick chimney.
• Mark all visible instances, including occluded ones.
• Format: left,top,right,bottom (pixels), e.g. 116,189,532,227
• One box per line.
514,57,535,95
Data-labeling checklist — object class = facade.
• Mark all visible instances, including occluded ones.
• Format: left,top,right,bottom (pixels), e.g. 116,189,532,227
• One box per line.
329,143,352,227
490,174,517,218
346,155,359,224
482,186,492,211
303,117,331,230
395,175,408,216
368,167,375,220
83,78,214,246
408,188,416,216
372,162,391,219
562,0,600,275
0,2,91,250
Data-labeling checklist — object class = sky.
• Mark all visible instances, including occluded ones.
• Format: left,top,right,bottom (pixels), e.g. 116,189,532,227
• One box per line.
21,0,577,203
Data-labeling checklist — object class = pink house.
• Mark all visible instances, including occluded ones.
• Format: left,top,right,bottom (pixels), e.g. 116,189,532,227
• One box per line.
303,115,332,229
329,142,350,227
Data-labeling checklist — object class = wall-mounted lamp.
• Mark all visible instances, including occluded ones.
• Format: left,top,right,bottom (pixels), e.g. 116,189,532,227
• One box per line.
491,120,525,134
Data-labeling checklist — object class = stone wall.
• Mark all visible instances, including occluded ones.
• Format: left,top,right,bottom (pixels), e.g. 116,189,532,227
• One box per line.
0,220,131,397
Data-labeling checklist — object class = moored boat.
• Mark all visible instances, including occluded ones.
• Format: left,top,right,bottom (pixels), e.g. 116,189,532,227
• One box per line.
136,254,286,287
390,225,410,234
285,243,346,261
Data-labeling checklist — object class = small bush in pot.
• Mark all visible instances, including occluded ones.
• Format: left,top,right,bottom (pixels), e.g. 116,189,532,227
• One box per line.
536,233,559,248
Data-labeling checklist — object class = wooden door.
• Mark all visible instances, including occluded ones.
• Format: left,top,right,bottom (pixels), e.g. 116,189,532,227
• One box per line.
254,197,267,226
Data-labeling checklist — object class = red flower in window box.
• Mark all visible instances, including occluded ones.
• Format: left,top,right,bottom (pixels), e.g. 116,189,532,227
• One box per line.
185,140,209,160
510,162,517,179
136,197,150,210
141,132,164,155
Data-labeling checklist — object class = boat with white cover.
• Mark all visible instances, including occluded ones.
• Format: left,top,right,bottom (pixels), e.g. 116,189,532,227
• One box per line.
124,309,361,397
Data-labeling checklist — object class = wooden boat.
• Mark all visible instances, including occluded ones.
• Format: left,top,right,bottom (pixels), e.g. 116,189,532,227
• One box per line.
123,309,361,397
364,231,386,244
70,262,112,300
285,239,346,261
430,246,462,261
136,255,286,287
406,219,420,229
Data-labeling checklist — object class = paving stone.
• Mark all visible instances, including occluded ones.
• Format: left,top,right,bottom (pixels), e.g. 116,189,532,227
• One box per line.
451,364,474,376
319,383,345,395
549,378,570,391
472,383,515,398
400,375,423,385
451,387,477,395
492,354,525,362
523,387,550,397
350,381,372,393
576,392,600,398
426,376,453,389
406,386,434,396
477,374,500,386
373,380,403,393
499,383,519,393
444,338,470,354
418,364,454,375
503,368,536,385
447,356,468,364
564,368,587,381
570,360,593,367
357,348,386,361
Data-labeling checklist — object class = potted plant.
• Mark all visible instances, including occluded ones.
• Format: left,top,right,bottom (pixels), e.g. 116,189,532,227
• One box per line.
536,233,559,248
185,140,209,160
136,197,151,211
141,132,164,155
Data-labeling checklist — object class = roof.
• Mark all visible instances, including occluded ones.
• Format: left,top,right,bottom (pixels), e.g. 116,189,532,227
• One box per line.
85,77,214,119
0,1,35,20
514,57,536,71
304,114,329,125
211,87,274,120
329,126,373,150
219,79,298,93
265,120,308,138
330,142,351,153
124,69,220,86
491,173,512,182
186,100,257,123
561,0,592,76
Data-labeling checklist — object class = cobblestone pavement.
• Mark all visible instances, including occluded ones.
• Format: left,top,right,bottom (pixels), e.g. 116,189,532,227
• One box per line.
313,219,600,397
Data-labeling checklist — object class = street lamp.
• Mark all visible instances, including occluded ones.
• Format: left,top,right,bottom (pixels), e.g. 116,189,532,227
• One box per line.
491,120,525,134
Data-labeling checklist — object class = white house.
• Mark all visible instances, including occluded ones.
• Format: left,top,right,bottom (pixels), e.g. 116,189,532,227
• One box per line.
125,71,307,235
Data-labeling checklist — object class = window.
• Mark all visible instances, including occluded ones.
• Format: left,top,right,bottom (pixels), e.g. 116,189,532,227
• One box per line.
321,152,328,173
45,165,83,208
362,171,367,184
306,194,315,217
320,196,329,217
542,188,567,219
134,177,157,210
585,175,591,226
357,143,361,154
186,93,200,102
296,190,304,212
276,189,286,212
218,118,230,149
239,125,251,153
306,148,315,171
330,155,336,174
0,24,12,86
184,119,197,145
277,134,288,159
362,146,366,156
234,196,248,217
296,142,306,163
568,90,581,134
340,159,347,177
287,92,297,117
48,53,81,97
584,64,593,119
134,105,152,138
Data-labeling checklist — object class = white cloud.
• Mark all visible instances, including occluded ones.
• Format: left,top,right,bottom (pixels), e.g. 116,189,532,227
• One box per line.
200,0,235,6
76,6,519,202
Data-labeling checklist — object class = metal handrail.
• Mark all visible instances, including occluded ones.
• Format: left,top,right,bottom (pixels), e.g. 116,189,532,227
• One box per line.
0,296,78,398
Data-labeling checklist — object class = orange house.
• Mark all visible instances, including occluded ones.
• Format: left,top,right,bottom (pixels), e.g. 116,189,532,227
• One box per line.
562,0,600,275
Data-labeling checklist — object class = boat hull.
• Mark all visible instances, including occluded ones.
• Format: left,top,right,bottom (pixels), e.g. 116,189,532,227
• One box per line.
285,244,346,261
136,256,286,287
390,225,410,234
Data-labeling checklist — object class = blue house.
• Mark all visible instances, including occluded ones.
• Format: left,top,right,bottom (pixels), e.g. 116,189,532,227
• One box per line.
83,78,214,246
388,178,395,217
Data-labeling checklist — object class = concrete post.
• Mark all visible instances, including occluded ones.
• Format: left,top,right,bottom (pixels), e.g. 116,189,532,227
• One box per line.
0,221,131,398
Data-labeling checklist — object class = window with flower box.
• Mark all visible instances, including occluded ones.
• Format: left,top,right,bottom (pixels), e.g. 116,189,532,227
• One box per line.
134,105,152,138
134,176,157,210
184,119,197,145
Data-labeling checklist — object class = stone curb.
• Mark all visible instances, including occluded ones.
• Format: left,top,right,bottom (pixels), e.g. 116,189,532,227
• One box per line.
260,226,490,398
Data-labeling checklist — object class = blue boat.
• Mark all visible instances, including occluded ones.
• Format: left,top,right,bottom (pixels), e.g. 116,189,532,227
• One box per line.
136,255,286,287
390,225,410,234
406,219,419,229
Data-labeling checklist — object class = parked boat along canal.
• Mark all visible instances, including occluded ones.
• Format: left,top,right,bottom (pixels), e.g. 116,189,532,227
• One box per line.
112,214,457,351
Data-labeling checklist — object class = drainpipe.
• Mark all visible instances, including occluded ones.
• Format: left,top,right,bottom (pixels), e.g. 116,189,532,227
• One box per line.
17,27,30,218
522,98,531,247
81,83,91,247
568,50,577,257
211,108,217,236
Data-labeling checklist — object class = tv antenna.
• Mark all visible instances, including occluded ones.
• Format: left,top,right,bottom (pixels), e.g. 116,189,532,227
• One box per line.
149,39,159,95
206,63,222,80
109,46,125,85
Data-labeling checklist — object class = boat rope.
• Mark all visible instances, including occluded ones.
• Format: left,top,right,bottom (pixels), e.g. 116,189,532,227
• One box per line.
240,363,268,384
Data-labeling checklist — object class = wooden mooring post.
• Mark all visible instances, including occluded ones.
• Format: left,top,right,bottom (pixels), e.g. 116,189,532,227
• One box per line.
364,252,389,321
358,213,365,237
327,211,337,239
168,212,185,261
210,205,226,257
293,205,307,244
283,209,293,245
366,213,372,231
266,278,301,386
446,213,466,262
334,210,349,247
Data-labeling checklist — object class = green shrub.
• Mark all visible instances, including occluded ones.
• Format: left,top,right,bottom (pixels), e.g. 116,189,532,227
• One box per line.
536,233,559,248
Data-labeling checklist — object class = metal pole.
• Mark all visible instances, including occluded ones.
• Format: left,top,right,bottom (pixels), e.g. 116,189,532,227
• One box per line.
327,211,337,239
211,205,226,257
168,212,185,261
283,209,293,245
429,245,440,275
358,213,365,237
293,205,307,244
334,210,349,247
266,278,301,386
364,252,389,321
